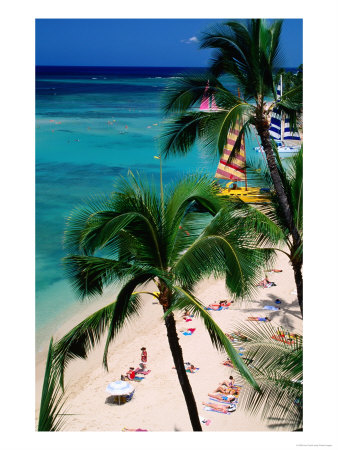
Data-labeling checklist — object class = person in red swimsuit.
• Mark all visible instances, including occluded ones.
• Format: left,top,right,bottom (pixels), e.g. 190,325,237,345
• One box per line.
121,367,136,381
140,347,147,369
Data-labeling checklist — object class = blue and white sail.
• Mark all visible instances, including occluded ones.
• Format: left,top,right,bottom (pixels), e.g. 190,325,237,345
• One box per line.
284,116,301,141
269,83,282,140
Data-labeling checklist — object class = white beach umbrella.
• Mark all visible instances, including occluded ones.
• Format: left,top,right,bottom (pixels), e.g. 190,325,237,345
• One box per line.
106,380,134,396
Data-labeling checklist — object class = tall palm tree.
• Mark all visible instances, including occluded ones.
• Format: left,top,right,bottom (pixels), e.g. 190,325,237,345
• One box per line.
53,173,272,431
229,148,303,315
160,19,302,308
229,322,303,430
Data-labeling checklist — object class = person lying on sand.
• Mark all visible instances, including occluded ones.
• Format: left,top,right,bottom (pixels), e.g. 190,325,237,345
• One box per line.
173,362,198,373
257,277,276,288
202,402,235,413
247,316,271,322
222,358,234,368
215,385,239,396
206,300,232,310
186,363,197,373
208,393,236,402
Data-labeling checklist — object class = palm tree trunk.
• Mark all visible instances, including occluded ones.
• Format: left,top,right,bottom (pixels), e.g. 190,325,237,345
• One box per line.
164,312,202,431
257,127,301,247
256,123,303,318
291,260,303,317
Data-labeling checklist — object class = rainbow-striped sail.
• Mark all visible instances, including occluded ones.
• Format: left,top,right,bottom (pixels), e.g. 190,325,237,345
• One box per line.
215,121,246,181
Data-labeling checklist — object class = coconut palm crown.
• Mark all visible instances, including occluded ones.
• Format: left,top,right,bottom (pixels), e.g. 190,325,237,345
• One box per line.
160,19,303,309
53,173,273,431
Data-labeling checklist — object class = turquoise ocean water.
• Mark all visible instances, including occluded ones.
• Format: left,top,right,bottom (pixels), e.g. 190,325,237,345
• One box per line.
35,66,260,350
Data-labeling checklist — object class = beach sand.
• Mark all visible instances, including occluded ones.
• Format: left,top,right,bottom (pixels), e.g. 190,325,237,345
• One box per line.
35,251,302,432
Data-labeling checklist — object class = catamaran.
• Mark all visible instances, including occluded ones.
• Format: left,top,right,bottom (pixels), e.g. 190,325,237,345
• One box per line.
199,84,270,203
214,119,271,203
256,76,302,154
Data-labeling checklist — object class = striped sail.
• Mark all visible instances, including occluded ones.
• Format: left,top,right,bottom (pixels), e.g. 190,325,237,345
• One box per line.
215,121,246,181
200,82,210,110
269,83,282,140
284,116,301,140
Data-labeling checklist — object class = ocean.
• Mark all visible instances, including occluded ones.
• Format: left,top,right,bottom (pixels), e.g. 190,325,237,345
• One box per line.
35,65,264,350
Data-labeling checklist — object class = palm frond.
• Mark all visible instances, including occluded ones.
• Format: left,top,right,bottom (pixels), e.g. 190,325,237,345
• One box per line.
38,338,69,431
102,271,167,368
53,302,116,389
161,73,221,115
62,255,131,299
230,322,303,429
173,207,274,297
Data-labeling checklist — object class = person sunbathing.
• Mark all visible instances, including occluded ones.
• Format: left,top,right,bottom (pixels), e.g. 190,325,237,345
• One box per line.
208,392,236,402
202,402,235,413
172,362,197,373
215,385,239,396
222,375,235,388
247,316,271,322
207,300,232,310
258,277,276,288
186,363,197,373
222,358,234,367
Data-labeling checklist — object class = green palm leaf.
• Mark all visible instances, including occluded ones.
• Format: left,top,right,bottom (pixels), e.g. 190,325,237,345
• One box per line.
38,338,69,431
229,322,303,429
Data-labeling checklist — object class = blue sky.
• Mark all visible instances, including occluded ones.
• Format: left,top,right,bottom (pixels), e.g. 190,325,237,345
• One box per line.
36,18,302,67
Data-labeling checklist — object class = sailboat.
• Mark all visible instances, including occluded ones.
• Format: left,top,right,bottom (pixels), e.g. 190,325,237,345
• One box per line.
256,76,302,154
214,119,270,203
202,84,270,203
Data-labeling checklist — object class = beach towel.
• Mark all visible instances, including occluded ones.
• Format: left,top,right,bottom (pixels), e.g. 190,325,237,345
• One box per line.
134,369,151,375
222,361,234,368
180,328,196,336
133,376,145,382
208,395,238,405
203,404,236,414
246,317,270,322
271,335,295,345
264,305,279,311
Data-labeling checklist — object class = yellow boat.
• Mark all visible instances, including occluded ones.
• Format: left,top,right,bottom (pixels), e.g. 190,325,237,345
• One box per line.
217,182,271,203
201,84,271,204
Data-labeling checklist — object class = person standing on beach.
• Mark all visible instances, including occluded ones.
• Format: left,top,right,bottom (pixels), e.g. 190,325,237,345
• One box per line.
140,347,147,369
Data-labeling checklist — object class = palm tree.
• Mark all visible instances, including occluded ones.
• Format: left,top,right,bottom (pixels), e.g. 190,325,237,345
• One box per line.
229,148,303,315
53,173,272,431
160,19,302,309
38,338,69,431
229,322,303,430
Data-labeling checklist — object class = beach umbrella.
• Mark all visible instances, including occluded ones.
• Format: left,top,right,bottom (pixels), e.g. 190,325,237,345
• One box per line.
106,380,135,405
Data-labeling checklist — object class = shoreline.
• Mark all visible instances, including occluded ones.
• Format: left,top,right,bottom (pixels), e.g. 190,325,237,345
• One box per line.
35,251,302,431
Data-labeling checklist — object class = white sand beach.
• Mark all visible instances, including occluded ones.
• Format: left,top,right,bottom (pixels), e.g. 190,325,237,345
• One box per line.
35,251,302,432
